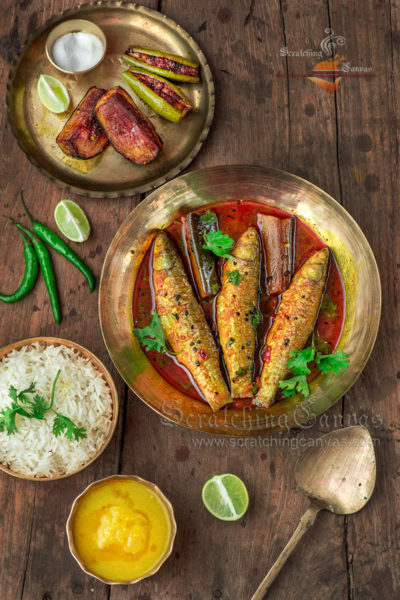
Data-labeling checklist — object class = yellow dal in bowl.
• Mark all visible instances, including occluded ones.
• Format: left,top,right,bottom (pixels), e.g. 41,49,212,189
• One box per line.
72,478,174,582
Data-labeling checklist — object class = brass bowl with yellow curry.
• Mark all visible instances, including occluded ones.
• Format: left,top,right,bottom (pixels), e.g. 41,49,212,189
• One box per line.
66,475,177,584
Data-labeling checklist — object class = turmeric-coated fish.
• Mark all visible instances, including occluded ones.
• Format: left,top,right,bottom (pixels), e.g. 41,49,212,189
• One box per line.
56,86,109,159
255,247,329,407
152,231,231,411
216,227,260,398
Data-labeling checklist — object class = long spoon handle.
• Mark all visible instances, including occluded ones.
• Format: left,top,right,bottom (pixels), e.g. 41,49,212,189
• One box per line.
251,503,321,600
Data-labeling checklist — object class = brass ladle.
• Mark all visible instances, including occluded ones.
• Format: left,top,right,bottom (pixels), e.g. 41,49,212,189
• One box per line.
252,426,376,599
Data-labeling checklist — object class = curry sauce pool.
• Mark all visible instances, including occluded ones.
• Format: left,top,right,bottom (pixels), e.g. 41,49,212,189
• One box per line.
132,199,346,408
70,476,176,583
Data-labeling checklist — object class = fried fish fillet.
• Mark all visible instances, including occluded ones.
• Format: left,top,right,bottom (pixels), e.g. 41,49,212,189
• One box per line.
216,227,260,398
94,86,162,165
255,248,329,407
56,86,109,159
152,231,231,411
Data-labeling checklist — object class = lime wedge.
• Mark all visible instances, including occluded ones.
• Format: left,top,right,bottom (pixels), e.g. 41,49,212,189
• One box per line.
202,474,249,521
54,200,91,242
37,74,70,113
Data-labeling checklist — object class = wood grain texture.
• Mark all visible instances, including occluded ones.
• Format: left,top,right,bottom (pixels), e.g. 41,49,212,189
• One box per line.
0,1,398,600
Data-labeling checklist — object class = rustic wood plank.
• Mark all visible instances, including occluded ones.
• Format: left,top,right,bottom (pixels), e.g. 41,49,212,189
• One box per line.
329,0,400,597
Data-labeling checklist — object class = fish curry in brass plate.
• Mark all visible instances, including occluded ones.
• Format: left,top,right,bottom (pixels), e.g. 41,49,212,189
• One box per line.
99,166,381,435
7,2,214,197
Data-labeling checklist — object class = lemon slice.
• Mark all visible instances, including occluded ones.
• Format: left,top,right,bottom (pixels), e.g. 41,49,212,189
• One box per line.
37,74,70,113
54,200,91,242
202,474,249,521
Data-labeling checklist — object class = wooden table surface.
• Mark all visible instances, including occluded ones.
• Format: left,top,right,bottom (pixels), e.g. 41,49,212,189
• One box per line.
0,1,398,599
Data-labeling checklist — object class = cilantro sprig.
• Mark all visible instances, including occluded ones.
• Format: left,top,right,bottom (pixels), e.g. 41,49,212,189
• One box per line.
278,336,350,398
134,311,167,353
202,230,235,260
0,370,87,441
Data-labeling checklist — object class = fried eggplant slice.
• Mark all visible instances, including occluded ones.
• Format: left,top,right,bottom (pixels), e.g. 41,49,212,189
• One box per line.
122,69,192,123
123,47,200,83
152,231,231,411
255,248,329,407
94,86,162,165
258,214,295,295
216,227,260,398
185,210,220,299
56,86,109,159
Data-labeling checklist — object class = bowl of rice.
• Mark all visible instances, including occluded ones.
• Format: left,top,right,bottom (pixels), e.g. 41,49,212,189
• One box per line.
0,337,118,481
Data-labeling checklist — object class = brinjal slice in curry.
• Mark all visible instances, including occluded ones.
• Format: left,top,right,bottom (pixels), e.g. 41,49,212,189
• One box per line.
255,247,329,407
258,214,295,295
152,230,231,411
122,69,193,123
94,87,162,165
185,211,220,299
56,86,109,160
217,227,260,398
123,47,200,83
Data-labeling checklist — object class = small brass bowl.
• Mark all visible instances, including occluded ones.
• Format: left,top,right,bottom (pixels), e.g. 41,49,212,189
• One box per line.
66,474,177,585
0,337,118,481
45,19,106,74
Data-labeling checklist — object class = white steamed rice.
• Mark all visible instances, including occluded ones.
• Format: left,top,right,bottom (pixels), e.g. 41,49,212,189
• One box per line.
0,343,114,478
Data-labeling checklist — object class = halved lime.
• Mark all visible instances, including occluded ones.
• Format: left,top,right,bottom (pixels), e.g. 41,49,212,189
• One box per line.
37,74,70,113
54,200,91,243
201,474,249,521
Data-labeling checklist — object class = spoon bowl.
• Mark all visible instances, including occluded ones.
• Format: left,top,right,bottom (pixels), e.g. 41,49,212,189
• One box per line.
252,426,376,599
295,426,376,514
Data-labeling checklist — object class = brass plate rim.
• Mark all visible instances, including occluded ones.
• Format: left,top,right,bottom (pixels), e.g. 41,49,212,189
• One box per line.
98,164,382,436
6,1,215,199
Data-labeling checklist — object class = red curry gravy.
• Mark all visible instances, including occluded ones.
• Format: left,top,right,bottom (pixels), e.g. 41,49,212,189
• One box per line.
132,199,346,408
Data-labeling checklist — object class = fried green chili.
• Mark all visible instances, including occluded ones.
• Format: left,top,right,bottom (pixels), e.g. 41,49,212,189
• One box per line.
0,228,39,303
6,219,61,324
21,192,95,292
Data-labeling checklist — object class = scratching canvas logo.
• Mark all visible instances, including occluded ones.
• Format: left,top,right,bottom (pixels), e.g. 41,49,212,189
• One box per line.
280,28,374,93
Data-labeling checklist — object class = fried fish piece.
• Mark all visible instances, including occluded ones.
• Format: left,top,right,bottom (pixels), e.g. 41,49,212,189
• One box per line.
56,86,109,159
216,227,260,398
255,248,329,407
94,86,162,165
152,231,231,411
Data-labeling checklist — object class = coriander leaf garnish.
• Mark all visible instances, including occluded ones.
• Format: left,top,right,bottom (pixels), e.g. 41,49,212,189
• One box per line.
0,370,87,441
277,335,350,398
202,230,234,260
315,349,349,374
286,347,315,375
0,405,19,435
134,311,167,353
228,270,245,286
278,375,309,398
52,414,87,441
199,210,217,226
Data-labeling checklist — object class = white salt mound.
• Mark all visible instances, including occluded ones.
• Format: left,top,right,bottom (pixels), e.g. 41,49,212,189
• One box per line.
51,31,104,72
0,343,113,478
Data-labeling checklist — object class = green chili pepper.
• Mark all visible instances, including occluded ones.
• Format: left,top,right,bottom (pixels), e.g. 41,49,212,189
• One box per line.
123,47,200,83
6,219,61,324
0,228,39,303
122,69,192,123
21,192,95,292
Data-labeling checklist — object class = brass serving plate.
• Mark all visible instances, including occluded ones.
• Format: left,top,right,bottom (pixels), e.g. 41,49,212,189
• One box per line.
99,165,381,435
7,2,214,198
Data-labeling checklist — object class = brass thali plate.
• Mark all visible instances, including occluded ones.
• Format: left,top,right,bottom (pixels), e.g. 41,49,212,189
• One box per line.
7,2,215,198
